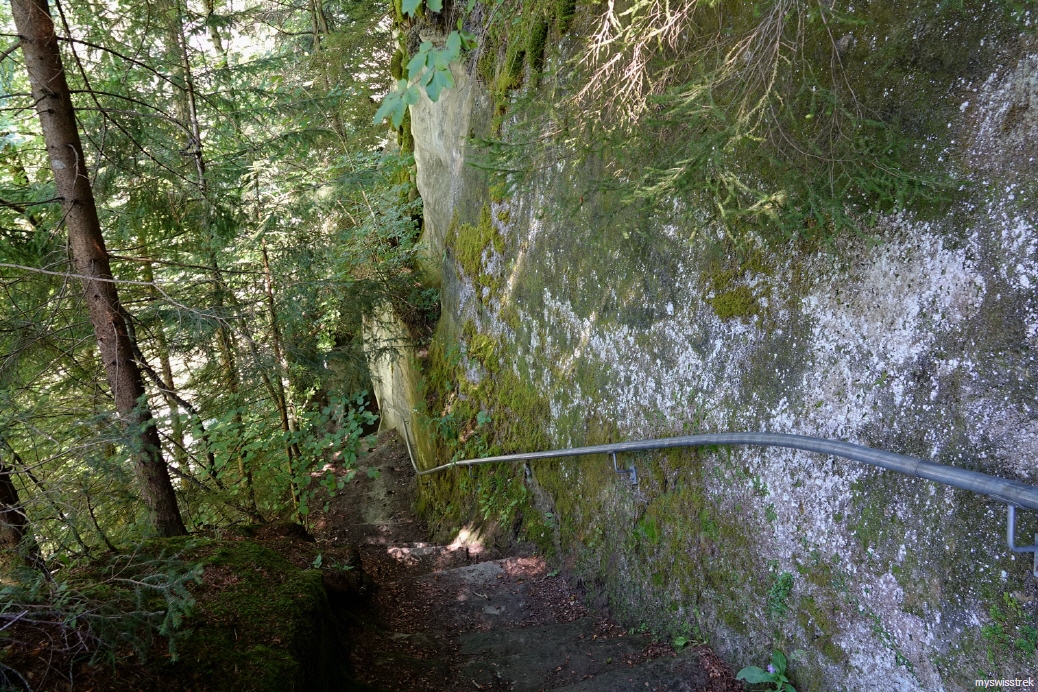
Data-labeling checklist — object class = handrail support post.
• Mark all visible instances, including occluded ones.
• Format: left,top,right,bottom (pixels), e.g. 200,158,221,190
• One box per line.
612,452,638,486
1006,505,1038,578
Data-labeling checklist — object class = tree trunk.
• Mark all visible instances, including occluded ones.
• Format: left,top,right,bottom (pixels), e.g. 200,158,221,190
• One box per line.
0,434,90,556
200,0,230,67
0,450,39,574
11,0,185,537
140,258,188,469
161,1,257,510
261,242,302,519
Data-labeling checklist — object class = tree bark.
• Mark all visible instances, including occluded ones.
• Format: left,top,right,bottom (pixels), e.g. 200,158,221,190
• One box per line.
0,434,90,556
0,450,39,574
161,1,257,510
11,0,185,536
140,257,187,469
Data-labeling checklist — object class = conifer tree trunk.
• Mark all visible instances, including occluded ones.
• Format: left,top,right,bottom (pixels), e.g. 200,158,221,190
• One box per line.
11,0,185,536
0,452,38,573
141,258,188,468
161,1,257,510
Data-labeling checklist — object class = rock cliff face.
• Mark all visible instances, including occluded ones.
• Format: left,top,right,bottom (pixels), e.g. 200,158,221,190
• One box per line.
374,6,1038,689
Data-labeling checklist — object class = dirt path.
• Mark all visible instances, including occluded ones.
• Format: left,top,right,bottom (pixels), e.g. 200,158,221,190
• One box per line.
312,433,744,692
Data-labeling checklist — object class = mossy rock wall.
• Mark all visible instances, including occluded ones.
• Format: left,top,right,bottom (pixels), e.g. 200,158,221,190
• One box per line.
399,5,1038,690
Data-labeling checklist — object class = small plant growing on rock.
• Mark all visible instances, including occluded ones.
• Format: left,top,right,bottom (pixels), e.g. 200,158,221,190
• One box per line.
767,571,794,617
736,650,797,691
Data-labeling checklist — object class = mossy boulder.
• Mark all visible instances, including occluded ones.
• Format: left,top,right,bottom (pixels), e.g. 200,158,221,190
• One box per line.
156,536,354,691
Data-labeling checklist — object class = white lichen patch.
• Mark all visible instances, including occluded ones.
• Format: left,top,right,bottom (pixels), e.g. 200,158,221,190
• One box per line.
967,54,1038,180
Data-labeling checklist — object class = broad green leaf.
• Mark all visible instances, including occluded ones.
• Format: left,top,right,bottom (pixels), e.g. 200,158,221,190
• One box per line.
401,0,422,16
403,85,422,107
433,49,453,70
735,667,777,684
406,52,427,81
426,69,454,102
770,650,788,675
459,29,478,50
372,90,403,127
445,31,462,55
427,0,443,11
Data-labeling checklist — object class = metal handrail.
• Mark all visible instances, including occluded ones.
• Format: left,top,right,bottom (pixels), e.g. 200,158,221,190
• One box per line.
414,431,1038,570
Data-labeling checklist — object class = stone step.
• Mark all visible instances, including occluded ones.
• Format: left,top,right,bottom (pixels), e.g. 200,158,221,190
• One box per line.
357,541,475,578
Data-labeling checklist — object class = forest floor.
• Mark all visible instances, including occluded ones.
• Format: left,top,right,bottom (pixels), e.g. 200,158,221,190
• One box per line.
315,431,745,692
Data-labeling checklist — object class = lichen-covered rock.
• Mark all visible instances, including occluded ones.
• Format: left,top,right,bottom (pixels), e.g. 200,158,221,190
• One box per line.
382,7,1038,691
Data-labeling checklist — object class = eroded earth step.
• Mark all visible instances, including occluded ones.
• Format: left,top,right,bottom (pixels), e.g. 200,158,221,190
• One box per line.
412,556,593,632
553,647,713,691
459,617,647,691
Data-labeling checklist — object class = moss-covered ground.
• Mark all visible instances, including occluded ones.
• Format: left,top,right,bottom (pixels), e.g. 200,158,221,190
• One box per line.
155,533,350,692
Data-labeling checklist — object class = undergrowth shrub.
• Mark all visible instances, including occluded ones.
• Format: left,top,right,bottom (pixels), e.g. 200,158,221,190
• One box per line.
0,548,202,667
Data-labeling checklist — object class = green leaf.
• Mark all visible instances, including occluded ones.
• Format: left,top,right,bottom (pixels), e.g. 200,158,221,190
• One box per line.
366,466,380,479
372,93,402,127
406,52,427,81
459,30,478,51
445,31,462,55
427,0,443,11
426,69,455,102
403,85,422,107
770,649,788,675
735,667,778,684
433,47,454,70
401,0,422,16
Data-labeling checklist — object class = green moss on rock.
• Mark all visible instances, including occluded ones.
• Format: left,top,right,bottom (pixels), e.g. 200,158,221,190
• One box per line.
526,18,550,74
389,49,405,80
449,203,505,300
555,0,577,31
709,285,757,321
468,332,498,368
397,108,415,153
152,537,351,691
798,595,847,664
